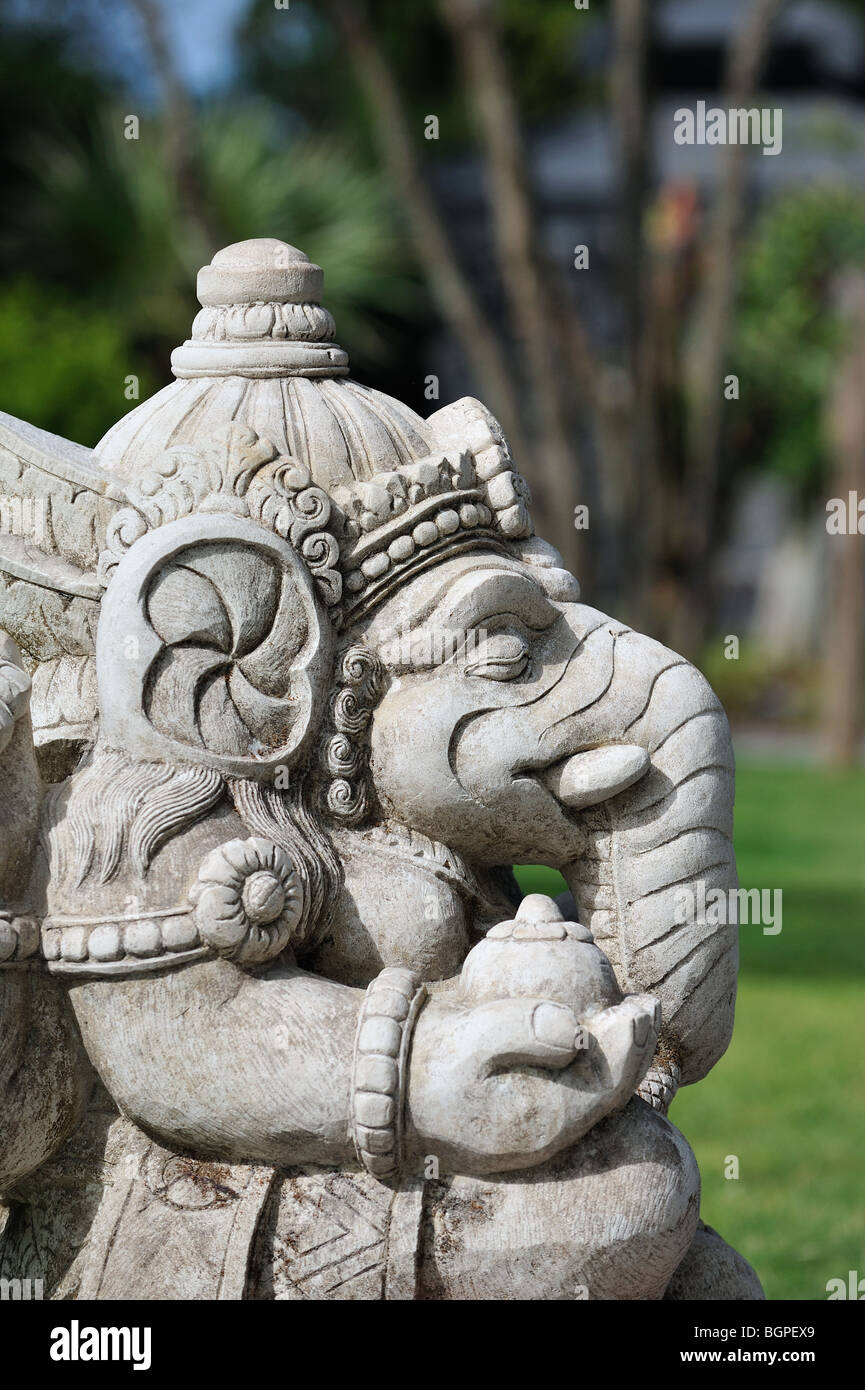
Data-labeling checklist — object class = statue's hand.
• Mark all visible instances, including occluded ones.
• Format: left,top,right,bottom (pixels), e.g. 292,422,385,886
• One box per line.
0,635,31,756
405,992,659,1176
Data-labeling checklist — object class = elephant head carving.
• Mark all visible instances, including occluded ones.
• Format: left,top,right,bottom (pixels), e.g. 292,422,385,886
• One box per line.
359,549,737,1087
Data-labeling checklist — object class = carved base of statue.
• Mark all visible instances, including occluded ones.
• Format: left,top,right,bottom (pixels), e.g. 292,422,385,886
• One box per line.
1,1062,760,1301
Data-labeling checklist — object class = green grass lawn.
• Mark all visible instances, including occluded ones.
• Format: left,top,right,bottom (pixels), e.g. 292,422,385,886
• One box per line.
515,763,865,1301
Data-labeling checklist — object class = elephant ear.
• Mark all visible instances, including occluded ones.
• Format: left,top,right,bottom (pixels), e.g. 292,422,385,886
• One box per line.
0,411,128,751
97,514,332,779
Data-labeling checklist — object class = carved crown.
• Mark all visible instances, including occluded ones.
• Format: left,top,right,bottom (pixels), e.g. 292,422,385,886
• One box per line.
94,239,534,624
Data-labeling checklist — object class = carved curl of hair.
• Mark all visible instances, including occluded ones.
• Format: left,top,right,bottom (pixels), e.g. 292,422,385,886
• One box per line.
318,644,385,829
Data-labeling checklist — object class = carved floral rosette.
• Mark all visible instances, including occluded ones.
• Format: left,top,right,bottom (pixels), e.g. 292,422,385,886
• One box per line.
190,837,305,966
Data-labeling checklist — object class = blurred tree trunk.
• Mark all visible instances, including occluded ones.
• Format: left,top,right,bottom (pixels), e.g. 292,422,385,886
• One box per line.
324,0,526,461
609,0,656,628
127,0,216,267
684,0,787,641
438,0,584,569
821,271,865,768
641,183,701,654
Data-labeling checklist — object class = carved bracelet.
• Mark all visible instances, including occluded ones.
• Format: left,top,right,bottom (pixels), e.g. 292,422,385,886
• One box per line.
351,966,427,1179
0,912,40,967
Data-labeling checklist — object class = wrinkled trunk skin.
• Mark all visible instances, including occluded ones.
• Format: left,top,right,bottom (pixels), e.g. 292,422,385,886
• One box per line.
559,619,738,1087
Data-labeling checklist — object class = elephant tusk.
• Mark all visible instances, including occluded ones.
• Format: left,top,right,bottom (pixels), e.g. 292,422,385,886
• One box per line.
539,744,650,809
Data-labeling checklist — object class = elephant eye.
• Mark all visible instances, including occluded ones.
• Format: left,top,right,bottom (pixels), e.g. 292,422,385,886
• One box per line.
463,632,529,681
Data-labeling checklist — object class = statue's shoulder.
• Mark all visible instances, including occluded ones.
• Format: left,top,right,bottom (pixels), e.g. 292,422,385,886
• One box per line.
38,780,320,981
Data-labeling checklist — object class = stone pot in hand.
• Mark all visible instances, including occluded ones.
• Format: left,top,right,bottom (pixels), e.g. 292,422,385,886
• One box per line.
460,893,622,1015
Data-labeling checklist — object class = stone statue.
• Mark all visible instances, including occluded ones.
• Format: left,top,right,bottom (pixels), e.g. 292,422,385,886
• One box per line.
0,239,763,1300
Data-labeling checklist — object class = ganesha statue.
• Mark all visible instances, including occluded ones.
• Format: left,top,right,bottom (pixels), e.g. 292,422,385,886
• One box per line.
0,239,763,1300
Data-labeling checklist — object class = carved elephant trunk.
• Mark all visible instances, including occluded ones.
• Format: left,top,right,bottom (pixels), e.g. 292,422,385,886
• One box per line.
555,616,739,1087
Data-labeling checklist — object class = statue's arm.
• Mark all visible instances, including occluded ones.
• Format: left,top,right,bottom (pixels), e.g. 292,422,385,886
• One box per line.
66,958,364,1167
65,953,660,1177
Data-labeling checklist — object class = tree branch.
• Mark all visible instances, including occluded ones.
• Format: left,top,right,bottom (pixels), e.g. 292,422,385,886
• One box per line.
438,0,584,558
685,0,787,563
127,0,217,264
325,0,526,455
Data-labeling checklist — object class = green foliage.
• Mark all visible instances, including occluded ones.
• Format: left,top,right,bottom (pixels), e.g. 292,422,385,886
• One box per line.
238,0,603,158
239,1,457,157
5,103,417,401
0,5,119,227
699,640,820,727
0,279,153,445
734,184,865,492
496,0,605,121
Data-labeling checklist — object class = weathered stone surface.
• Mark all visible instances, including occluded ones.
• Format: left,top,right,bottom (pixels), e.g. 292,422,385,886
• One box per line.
664,1222,766,1301
0,239,760,1299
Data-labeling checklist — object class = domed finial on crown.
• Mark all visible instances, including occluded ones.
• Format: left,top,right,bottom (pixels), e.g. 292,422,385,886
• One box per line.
171,238,349,381
197,238,323,306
